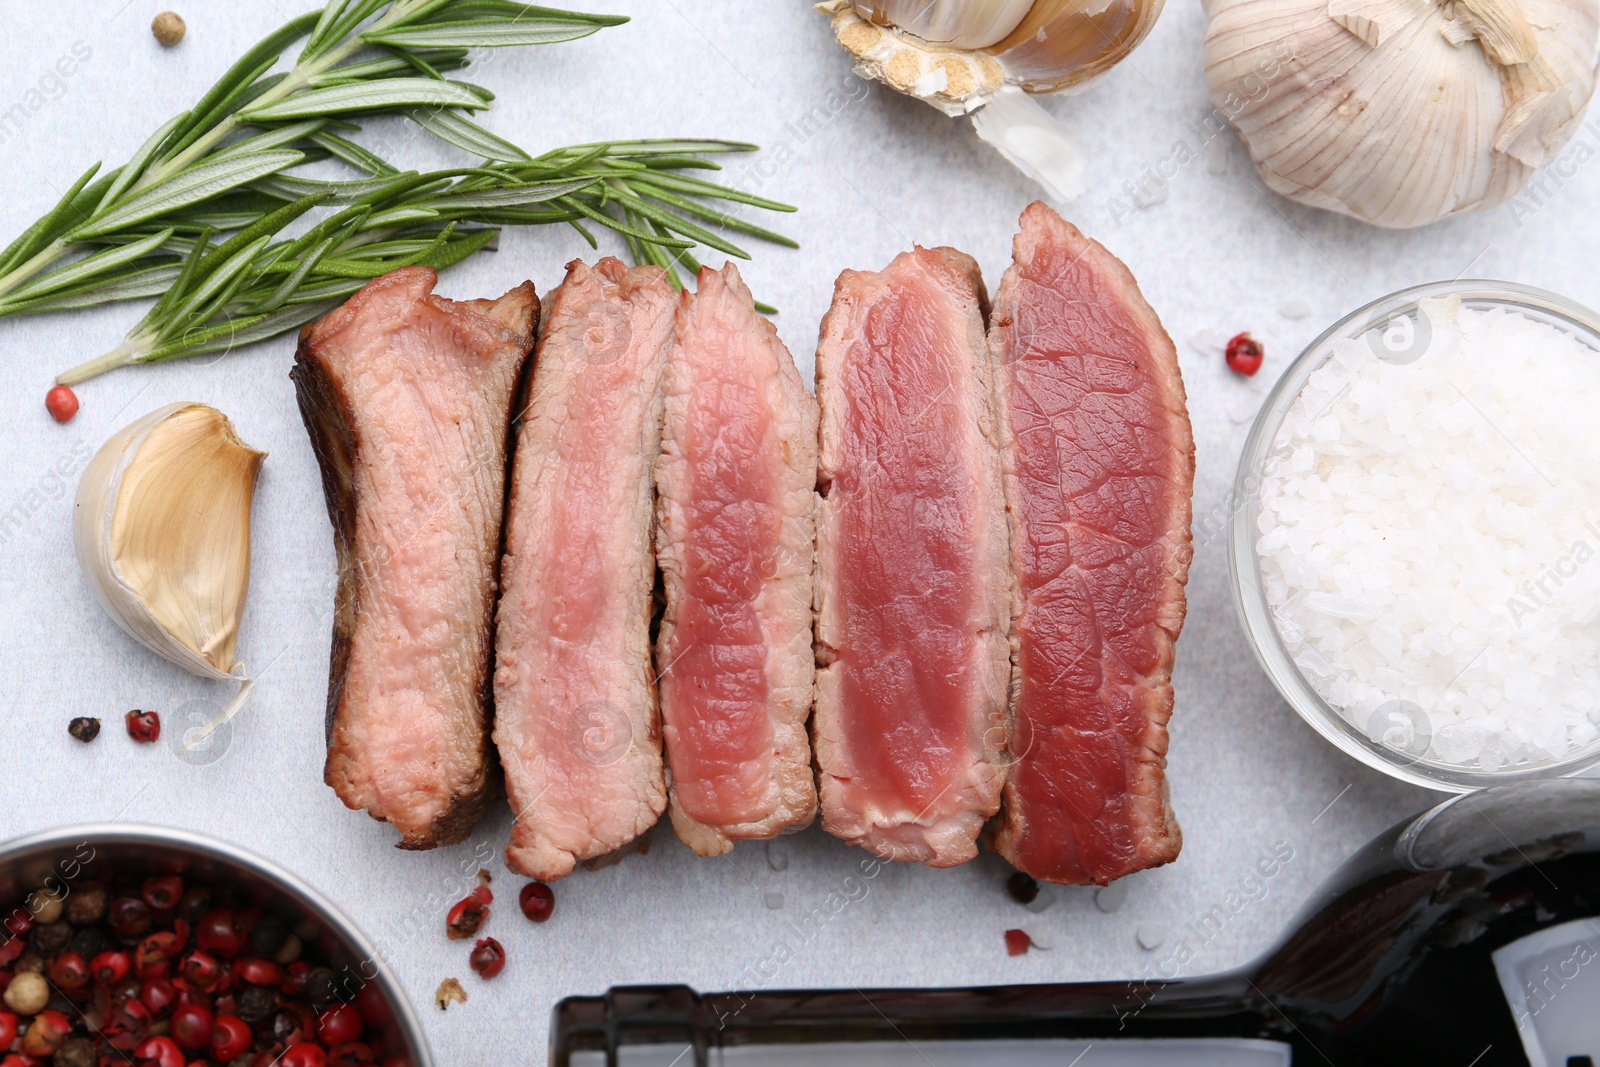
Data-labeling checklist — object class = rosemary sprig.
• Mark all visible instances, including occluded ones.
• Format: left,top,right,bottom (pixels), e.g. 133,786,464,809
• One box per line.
0,0,798,389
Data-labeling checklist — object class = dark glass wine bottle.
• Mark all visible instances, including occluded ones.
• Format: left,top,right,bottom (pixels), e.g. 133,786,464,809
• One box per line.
552,779,1600,1066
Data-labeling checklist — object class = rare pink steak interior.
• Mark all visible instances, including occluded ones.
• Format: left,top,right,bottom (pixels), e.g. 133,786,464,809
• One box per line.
813,246,1012,868
990,202,1194,885
655,263,819,856
494,258,674,881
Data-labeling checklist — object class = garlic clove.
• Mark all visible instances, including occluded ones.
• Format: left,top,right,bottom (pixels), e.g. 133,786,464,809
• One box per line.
75,403,265,680
849,0,1035,48
827,0,1166,103
985,0,1169,94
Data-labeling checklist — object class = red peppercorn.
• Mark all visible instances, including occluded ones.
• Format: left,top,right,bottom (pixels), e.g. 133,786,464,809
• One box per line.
445,895,486,940
1,907,33,938
140,976,178,1017
179,950,222,992
1004,929,1033,956
1224,331,1265,377
195,910,246,958
209,1014,251,1061
0,1012,14,1047
136,930,185,979
236,957,282,986
21,1009,71,1056
518,881,555,923
45,384,79,424
125,710,161,744
93,950,132,985
49,950,91,990
280,960,311,995
468,937,505,979
134,1036,185,1067
107,998,153,1050
141,877,183,912
280,1043,329,1067
109,897,153,938
0,938,23,966
169,1003,213,1051
317,1002,363,1046
471,885,492,906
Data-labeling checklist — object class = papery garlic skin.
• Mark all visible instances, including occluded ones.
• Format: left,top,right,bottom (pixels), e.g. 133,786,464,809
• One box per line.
829,0,1166,110
75,403,265,680
1204,0,1600,227
850,0,1035,48
822,0,1162,200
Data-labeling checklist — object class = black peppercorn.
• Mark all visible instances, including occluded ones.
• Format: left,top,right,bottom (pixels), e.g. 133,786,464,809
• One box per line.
304,966,338,1010
177,886,212,924
69,924,107,958
1006,871,1040,905
249,914,289,957
53,1037,96,1067
30,921,73,957
235,984,277,1024
67,717,100,743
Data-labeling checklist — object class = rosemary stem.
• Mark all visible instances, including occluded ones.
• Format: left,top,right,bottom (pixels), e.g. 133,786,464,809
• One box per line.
0,238,75,302
56,333,151,386
136,3,414,194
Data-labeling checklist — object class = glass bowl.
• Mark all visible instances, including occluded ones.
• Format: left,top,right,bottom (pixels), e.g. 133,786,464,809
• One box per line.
1229,280,1600,792
0,823,434,1065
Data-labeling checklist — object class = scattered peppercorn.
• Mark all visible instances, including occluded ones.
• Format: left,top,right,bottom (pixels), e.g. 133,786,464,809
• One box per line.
67,717,100,743
30,920,72,958
518,881,555,923
1004,929,1033,957
235,982,277,1024
44,384,78,424
468,937,505,979
435,977,467,1011
151,11,186,46
445,894,487,940
1225,331,1265,376
1005,872,1039,906
125,709,161,743
141,875,183,912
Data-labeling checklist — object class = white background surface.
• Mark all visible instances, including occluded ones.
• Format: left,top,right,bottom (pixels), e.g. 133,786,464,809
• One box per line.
7,0,1596,1062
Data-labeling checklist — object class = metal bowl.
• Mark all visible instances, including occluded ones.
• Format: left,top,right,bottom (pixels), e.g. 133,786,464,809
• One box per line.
1229,280,1600,792
0,823,433,1065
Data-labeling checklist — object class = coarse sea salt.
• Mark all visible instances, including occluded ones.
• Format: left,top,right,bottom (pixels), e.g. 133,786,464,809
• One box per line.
1257,296,1600,771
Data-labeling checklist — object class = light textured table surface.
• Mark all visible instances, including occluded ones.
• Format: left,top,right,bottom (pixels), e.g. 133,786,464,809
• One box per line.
6,1,1596,1063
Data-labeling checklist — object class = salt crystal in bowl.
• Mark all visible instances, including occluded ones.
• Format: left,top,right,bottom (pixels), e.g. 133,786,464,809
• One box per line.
1230,281,1600,791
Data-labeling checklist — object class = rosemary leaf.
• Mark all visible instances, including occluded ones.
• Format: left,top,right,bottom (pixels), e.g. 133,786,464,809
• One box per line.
67,152,306,241
363,20,607,48
0,230,174,307
405,108,532,163
238,79,487,122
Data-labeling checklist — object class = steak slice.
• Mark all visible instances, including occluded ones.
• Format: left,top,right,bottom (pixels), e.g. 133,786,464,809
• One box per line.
293,266,537,850
990,201,1194,885
813,247,1012,868
494,258,673,880
656,263,819,857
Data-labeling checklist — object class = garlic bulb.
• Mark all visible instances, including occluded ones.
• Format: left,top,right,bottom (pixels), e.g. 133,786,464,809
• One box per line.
819,0,1167,201
1204,0,1600,227
75,403,265,681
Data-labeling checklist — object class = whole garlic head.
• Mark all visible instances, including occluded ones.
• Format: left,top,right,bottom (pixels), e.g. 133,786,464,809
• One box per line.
1205,0,1600,227
75,403,265,680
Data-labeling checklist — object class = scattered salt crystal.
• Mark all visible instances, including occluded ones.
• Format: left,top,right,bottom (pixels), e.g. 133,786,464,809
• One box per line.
1280,299,1313,320
1136,922,1168,950
1096,881,1129,913
1258,300,1600,771
763,891,785,910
